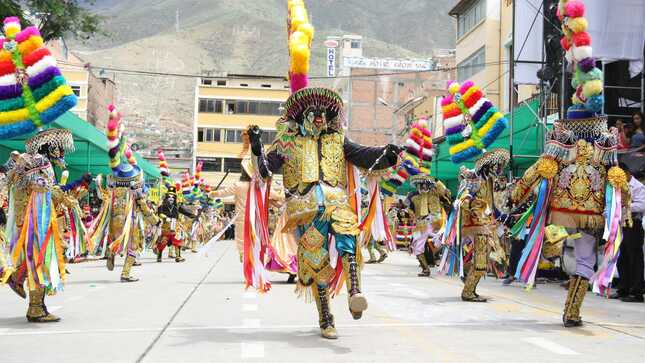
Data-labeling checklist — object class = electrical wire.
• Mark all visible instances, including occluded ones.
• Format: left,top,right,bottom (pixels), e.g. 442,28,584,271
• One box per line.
77,60,511,81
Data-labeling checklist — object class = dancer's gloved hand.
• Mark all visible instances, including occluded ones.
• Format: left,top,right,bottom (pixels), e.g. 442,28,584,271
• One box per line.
248,125,263,156
384,144,403,164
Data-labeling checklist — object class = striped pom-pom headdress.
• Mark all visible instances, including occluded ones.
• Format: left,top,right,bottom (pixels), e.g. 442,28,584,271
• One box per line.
0,17,77,139
106,105,142,185
556,0,608,142
441,80,508,164
380,118,434,196
157,149,171,183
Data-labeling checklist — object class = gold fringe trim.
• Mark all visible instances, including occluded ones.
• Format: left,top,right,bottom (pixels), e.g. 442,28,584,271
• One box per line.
294,280,315,303
549,211,604,230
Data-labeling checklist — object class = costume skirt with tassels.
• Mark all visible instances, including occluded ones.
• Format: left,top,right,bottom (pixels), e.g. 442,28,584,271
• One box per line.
9,191,66,293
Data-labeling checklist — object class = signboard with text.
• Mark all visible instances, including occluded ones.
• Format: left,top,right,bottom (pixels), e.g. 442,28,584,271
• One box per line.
343,57,434,71
326,48,336,77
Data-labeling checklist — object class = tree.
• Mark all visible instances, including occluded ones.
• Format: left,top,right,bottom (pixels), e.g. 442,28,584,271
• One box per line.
0,0,104,42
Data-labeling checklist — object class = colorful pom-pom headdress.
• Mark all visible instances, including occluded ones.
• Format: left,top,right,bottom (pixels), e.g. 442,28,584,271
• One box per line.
106,105,143,187
0,17,77,139
556,0,608,142
282,0,344,127
380,118,434,196
441,80,508,164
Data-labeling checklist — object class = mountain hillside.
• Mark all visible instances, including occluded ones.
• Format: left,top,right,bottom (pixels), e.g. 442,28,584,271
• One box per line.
72,0,456,155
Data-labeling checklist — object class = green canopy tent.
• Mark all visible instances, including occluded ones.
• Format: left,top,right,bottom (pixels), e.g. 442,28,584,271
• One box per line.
0,111,160,183
392,99,545,195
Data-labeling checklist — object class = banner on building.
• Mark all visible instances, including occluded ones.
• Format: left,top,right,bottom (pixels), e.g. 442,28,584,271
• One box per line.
343,57,434,71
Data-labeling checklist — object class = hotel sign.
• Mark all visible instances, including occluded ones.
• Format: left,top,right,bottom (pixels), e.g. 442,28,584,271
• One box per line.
326,47,337,77
343,57,434,71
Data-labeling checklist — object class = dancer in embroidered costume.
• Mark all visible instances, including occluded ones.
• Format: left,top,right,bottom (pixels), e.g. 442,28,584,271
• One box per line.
156,185,196,262
246,0,401,339
89,106,159,282
407,174,451,277
438,77,509,302
0,16,78,322
510,0,631,328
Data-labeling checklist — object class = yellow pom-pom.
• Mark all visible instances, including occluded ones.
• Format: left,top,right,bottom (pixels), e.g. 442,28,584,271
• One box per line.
4,24,20,39
567,17,588,33
290,6,308,32
448,82,460,95
290,43,310,74
571,93,584,105
537,158,558,179
607,166,628,189
298,23,315,44
582,79,602,98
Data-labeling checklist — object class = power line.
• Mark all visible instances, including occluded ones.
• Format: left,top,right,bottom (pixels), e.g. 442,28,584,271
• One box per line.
80,60,511,81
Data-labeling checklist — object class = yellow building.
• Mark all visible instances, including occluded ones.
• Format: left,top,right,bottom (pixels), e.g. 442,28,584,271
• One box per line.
449,0,534,117
194,75,289,193
48,40,89,120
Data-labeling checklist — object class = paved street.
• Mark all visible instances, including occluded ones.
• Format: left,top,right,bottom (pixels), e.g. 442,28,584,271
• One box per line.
1,240,644,363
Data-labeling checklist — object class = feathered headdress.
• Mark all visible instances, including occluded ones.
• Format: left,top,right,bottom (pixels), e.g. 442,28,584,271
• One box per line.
0,17,77,139
287,0,314,93
441,80,508,164
106,105,142,185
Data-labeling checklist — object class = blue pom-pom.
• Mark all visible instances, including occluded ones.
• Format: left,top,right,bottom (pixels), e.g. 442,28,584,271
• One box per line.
585,95,603,113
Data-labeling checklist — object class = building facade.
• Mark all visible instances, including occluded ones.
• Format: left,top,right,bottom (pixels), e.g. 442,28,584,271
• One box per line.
194,75,289,193
449,0,535,117
326,35,455,145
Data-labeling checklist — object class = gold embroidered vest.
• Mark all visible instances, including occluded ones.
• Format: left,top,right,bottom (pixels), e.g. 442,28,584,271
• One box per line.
549,140,606,229
282,131,346,194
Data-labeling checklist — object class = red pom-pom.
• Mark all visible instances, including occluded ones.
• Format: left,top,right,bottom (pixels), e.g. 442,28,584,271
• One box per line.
560,36,571,51
565,1,585,18
572,31,591,47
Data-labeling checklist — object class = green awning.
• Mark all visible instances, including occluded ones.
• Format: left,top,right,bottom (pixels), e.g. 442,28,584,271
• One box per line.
0,112,160,182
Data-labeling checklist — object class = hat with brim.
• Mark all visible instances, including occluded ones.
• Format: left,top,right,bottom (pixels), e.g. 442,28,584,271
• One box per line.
475,148,510,175
284,87,344,122
25,128,74,155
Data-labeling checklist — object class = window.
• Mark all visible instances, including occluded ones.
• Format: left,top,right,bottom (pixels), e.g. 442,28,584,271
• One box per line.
197,128,221,142
350,40,361,49
261,84,271,88
199,158,222,172
240,83,249,87
223,158,242,173
217,80,227,86
457,0,486,39
198,99,223,113
226,129,244,143
201,79,212,86
457,47,486,81
71,85,81,97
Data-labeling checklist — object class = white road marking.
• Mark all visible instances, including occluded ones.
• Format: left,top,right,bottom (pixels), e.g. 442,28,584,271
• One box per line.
48,306,62,312
242,319,261,329
523,337,579,355
243,291,257,300
241,342,265,359
0,329,10,335
0,321,570,336
242,304,258,312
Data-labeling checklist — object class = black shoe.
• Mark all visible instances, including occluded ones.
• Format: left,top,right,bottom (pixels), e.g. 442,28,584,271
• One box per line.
609,291,627,299
286,274,296,284
563,318,583,328
621,295,644,303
